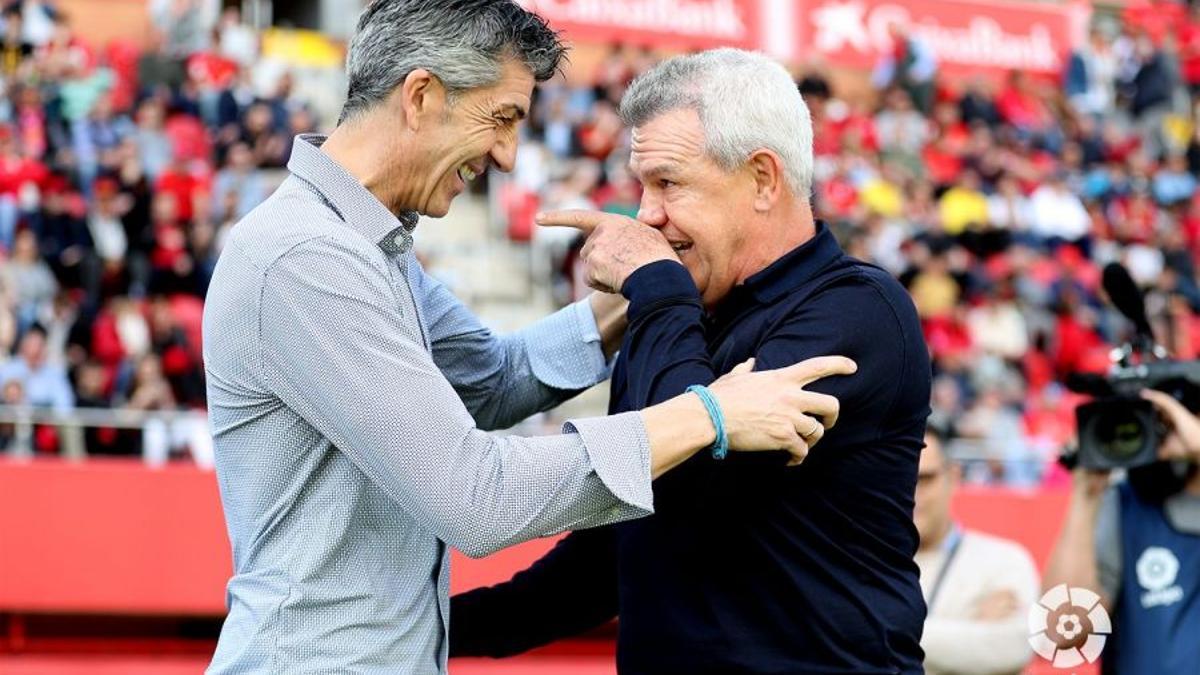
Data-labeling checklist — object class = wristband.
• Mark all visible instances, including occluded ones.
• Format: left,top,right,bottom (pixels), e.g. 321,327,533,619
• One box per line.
686,384,729,460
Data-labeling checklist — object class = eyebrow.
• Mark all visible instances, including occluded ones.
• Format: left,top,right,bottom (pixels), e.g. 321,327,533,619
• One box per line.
636,162,682,180
499,104,527,120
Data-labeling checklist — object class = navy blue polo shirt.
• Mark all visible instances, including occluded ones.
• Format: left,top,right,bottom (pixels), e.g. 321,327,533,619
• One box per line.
450,223,931,673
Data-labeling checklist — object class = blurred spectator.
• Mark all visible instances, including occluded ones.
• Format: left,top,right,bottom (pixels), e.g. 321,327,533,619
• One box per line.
136,29,185,96
938,169,988,236
1066,26,1118,117
1129,35,1177,158
1153,152,1196,205
71,93,132,189
0,375,25,450
986,174,1033,234
73,359,132,455
133,97,173,181
216,5,256,67
875,88,928,161
915,431,1038,674
86,176,128,267
0,324,72,412
6,0,58,47
149,0,217,58
210,140,263,220
908,248,961,319
0,124,47,249
3,228,56,329
1029,172,1091,246
0,6,33,80
995,71,1056,147
872,22,937,113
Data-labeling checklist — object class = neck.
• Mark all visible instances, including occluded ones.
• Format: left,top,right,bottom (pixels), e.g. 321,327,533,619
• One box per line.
731,199,816,286
919,518,954,553
322,117,419,215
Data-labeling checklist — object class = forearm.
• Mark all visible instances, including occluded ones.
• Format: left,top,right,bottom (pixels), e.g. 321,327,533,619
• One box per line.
450,528,619,658
419,262,610,430
922,617,1032,674
642,391,715,478
1043,496,1103,595
435,299,610,430
589,291,629,360
619,261,717,407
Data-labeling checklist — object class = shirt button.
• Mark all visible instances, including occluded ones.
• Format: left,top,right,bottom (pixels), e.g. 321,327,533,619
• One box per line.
394,234,406,247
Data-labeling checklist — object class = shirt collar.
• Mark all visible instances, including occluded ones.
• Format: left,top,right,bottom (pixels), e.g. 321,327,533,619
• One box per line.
286,133,419,254
712,221,844,322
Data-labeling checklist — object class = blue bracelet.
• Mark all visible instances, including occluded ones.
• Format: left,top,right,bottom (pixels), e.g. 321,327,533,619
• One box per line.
686,384,729,460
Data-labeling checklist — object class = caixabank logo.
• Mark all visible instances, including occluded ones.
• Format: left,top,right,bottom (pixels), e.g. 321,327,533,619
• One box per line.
1027,584,1112,668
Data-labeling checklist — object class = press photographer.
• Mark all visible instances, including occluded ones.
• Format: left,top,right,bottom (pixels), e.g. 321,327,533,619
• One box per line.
1044,264,1200,675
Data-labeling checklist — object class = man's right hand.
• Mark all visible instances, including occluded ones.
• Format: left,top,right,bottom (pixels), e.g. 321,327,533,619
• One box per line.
709,356,857,465
1072,467,1112,504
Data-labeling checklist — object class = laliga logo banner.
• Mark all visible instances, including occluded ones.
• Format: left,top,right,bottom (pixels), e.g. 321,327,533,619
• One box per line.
1027,584,1111,669
791,0,1090,76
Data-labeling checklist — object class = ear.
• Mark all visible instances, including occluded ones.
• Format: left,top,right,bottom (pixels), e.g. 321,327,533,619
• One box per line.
747,148,785,212
395,68,446,132
948,461,963,488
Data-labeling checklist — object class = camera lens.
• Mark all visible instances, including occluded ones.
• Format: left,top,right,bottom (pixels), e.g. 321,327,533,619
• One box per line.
1089,410,1147,461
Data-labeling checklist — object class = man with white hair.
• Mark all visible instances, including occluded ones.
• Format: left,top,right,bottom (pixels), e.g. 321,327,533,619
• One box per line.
451,49,932,673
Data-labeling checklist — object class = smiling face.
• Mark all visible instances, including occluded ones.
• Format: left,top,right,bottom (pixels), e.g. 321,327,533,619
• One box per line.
629,108,758,307
407,57,533,217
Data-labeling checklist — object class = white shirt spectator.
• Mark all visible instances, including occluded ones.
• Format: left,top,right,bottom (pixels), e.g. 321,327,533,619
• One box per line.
916,528,1040,675
87,211,128,262
967,301,1029,360
1030,183,1091,241
986,192,1033,232
875,108,929,155
17,0,56,46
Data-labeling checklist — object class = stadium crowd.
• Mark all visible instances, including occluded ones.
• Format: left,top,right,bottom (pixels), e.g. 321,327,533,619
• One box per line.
1,0,1199,484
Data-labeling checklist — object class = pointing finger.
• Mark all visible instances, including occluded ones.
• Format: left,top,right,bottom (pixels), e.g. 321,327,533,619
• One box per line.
535,209,605,233
783,356,858,388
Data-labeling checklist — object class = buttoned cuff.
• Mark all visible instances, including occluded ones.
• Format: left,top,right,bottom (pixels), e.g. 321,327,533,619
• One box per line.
622,260,701,321
523,298,610,390
563,412,654,514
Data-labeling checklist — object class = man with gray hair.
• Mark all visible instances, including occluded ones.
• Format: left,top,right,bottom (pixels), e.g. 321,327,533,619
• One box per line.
452,48,931,673
202,3,854,674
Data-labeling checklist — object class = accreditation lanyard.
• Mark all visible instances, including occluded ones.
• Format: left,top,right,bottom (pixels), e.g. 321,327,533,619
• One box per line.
926,525,964,613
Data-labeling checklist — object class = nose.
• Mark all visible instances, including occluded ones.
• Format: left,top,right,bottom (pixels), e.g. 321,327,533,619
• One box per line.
637,190,667,228
489,132,517,174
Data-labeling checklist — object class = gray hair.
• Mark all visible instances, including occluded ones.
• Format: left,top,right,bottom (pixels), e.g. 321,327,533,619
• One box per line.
620,48,813,197
340,0,565,124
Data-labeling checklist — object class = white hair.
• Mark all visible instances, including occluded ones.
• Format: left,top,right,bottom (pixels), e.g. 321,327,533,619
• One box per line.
620,48,813,197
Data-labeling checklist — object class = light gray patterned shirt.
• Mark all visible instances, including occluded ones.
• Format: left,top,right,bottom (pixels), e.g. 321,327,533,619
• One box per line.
203,134,653,674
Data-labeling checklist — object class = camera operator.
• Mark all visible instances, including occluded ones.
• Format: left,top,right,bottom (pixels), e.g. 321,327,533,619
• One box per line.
1044,388,1200,674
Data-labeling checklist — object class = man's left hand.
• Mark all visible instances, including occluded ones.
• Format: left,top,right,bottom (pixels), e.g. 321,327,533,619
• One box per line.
537,210,678,294
1142,388,1200,461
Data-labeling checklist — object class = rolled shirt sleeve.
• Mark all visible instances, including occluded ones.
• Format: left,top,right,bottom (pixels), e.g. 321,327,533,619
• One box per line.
259,236,652,558
415,260,610,430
